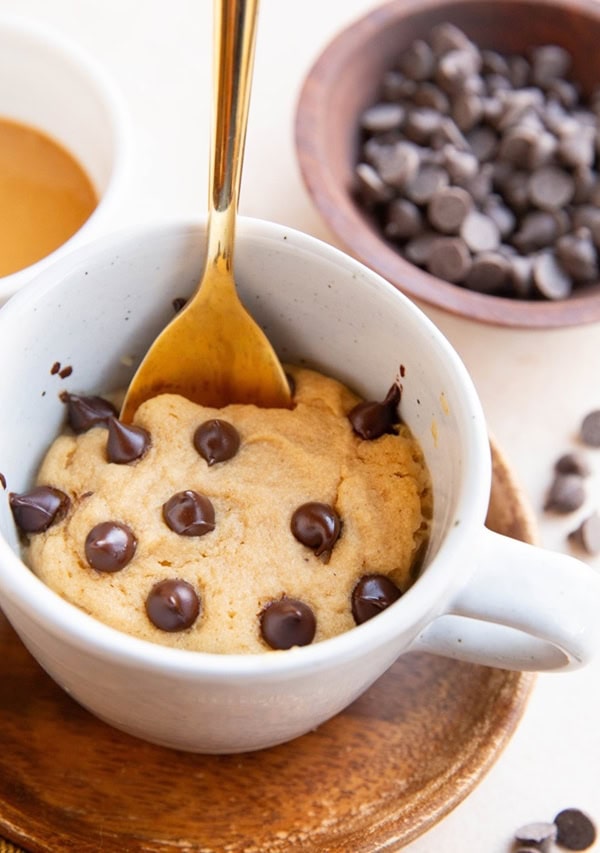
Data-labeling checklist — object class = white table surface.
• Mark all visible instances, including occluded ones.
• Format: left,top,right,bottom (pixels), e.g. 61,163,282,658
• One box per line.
1,1,599,850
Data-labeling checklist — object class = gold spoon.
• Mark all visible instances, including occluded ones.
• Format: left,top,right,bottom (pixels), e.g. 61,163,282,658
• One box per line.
120,0,291,423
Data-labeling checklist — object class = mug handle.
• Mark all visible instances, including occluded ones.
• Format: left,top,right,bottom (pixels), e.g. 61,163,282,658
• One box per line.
410,528,600,671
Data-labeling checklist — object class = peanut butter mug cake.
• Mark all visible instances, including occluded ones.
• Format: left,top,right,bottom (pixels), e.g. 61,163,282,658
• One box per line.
9,366,431,654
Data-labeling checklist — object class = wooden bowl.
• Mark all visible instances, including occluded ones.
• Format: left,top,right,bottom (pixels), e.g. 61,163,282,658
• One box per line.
295,0,600,328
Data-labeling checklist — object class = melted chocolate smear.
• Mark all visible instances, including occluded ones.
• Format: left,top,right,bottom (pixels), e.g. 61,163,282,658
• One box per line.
290,502,341,559
286,372,296,397
146,578,200,631
162,490,215,536
9,486,70,533
348,383,401,440
260,597,316,649
172,297,187,313
65,394,117,433
107,417,151,464
84,521,137,572
193,419,240,466
352,574,402,624
0,473,6,490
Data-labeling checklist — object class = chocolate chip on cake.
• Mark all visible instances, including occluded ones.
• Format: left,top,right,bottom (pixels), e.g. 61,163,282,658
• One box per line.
63,393,117,433
106,417,151,464
554,808,597,850
352,574,402,625
348,383,401,439
84,521,137,572
162,490,215,537
9,486,70,533
260,597,316,649
145,579,200,632
291,502,341,560
193,419,240,466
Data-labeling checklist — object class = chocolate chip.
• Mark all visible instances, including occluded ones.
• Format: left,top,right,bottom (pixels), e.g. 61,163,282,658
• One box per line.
427,186,472,234
464,252,510,293
460,211,500,253
385,198,423,240
529,165,575,210
569,512,600,555
260,597,316,649
352,574,402,625
348,383,400,440
172,297,187,312
360,102,405,134
427,236,472,282
376,141,420,190
291,502,341,559
106,418,151,464
355,163,393,205
84,521,137,572
544,474,586,513
0,473,6,490
162,490,215,536
64,393,117,434
531,45,571,87
145,579,200,632
193,419,240,466
404,232,440,266
580,410,600,446
554,808,597,850
398,39,435,82
406,164,449,205
555,452,591,477
515,821,558,848
9,486,70,533
513,211,561,253
533,252,573,300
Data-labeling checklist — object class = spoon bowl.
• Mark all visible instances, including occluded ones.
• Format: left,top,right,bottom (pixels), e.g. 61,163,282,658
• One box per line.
121,0,290,422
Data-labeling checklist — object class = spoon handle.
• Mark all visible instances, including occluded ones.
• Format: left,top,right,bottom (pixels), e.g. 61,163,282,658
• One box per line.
206,0,259,278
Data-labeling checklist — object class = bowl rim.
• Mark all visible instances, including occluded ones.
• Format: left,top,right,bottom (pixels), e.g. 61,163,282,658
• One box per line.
294,0,600,329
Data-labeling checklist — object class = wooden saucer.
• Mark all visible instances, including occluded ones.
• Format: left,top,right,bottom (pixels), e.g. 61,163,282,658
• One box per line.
0,441,536,853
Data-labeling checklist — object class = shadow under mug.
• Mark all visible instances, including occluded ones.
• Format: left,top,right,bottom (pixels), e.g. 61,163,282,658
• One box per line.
0,219,598,752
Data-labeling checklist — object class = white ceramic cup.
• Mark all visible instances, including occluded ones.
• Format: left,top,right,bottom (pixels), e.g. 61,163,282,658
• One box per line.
0,14,131,305
1,219,599,753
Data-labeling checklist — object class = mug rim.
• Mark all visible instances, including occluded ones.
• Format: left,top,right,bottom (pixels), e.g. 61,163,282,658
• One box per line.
0,217,491,678
0,12,133,303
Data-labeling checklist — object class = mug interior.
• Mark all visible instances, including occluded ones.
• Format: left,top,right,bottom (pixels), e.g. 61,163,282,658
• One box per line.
0,219,490,659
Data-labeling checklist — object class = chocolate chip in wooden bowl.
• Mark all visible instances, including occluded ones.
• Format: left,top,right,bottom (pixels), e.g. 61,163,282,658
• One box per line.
427,185,472,233
580,409,600,446
464,251,510,294
533,252,573,301
427,236,472,282
460,211,500,254
568,512,600,556
554,807,597,850
544,473,586,513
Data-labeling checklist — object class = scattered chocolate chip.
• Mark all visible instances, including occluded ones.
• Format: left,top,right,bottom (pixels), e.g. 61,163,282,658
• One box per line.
106,418,151,464
554,808,597,850
515,821,557,848
50,362,60,375
291,502,341,559
58,365,73,379
84,521,137,572
569,512,600,555
351,574,402,625
0,472,6,490
544,473,586,513
580,409,600,446
145,579,200,632
555,451,591,477
193,419,240,466
9,486,70,533
260,597,316,649
64,393,117,433
162,490,215,536
348,383,400,440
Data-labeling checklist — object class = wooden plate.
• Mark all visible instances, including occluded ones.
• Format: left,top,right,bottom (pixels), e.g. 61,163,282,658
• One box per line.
0,441,536,853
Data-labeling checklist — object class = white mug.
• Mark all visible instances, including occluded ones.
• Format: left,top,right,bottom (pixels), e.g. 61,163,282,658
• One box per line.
0,14,131,305
0,219,599,753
